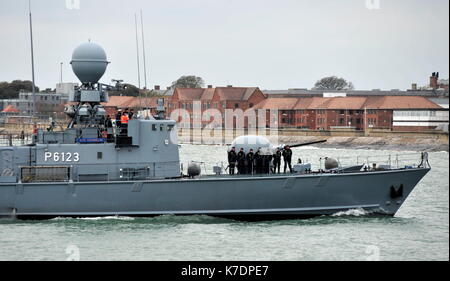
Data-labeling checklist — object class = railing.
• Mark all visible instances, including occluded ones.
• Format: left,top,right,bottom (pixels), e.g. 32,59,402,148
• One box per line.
317,152,427,172
0,133,33,146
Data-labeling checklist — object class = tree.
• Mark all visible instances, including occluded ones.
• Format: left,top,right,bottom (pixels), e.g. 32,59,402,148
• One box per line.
313,76,354,90
108,83,140,97
0,80,40,99
171,75,204,88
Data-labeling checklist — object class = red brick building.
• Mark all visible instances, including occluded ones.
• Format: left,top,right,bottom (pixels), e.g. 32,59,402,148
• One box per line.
168,87,266,127
254,96,445,131
100,88,447,132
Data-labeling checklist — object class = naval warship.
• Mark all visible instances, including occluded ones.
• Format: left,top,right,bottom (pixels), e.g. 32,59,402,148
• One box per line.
0,42,431,220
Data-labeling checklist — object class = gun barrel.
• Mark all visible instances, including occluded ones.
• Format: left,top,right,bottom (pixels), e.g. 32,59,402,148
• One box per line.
288,139,327,148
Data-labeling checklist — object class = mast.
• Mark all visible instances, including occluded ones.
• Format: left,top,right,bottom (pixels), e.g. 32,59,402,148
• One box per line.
60,62,63,83
29,0,36,118
140,10,148,90
134,14,141,89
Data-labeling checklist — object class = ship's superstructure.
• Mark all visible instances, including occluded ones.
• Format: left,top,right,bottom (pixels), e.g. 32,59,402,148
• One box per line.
0,42,180,185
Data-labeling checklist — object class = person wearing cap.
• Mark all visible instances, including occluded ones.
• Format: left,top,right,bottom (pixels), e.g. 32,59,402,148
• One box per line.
115,109,122,129
272,148,282,174
237,148,246,174
227,147,237,175
246,148,255,174
254,148,262,174
282,145,293,173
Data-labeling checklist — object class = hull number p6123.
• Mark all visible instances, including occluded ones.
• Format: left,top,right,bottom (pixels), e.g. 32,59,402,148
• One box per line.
44,152,80,162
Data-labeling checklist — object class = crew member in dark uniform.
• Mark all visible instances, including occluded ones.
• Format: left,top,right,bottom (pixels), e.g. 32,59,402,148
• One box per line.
237,148,246,174
227,147,237,175
115,109,122,130
254,148,262,174
105,115,113,142
282,145,293,173
264,153,273,174
246,149,255,174
272,148,282,174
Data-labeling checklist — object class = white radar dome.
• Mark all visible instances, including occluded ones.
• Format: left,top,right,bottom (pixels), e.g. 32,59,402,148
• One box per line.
70,42,109,83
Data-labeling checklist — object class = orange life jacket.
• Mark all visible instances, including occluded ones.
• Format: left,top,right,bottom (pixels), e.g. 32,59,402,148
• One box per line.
120,114,129,124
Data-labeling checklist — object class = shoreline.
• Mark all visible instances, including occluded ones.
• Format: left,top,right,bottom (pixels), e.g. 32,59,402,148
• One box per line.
179,135,449,152
276,136,449,152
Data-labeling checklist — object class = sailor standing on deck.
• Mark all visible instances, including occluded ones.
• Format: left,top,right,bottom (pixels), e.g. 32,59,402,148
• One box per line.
105,115,113,141
273,148,282,174
120,111,129,135
227,147,237,175
115,109,122,129
246,149,255,174
237,148,246,174
283,145,293,173
254,148,262,174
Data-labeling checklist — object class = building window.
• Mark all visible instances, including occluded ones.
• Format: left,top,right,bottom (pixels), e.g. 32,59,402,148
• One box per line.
356,118,361,124
339,110,345,115
316,109,325,115
339,118,344,125
97,152,103,159
234,103,239,108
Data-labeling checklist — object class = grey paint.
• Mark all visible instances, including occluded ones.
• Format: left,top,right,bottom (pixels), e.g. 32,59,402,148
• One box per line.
0,168,429,217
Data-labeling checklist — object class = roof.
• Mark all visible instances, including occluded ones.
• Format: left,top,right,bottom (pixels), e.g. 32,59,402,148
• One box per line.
253,96,444,110
253,98,299,110
363,96,442,109
2,105,19,113
101,96,160,109
200,88,215,100
215,87,260,101
172,87,263,101
173,88,204,100
101,96,135,108
262,89,446,97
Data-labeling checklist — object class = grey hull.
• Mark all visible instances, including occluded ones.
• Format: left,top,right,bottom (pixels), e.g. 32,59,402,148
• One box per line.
0,168,429,220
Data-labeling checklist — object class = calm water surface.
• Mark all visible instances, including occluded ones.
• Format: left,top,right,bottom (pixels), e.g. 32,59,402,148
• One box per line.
0,145,448,261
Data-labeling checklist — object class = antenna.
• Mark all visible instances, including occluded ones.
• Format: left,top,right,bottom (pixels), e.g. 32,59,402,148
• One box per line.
140,10,148,90
28,0,36,118
134,14,141,89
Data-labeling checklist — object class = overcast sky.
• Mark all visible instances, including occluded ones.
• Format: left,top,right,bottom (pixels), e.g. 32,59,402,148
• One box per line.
0,0,448,90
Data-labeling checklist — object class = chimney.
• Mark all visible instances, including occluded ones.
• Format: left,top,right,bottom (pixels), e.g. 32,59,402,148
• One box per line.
411,83,417,91
207,85,213,88
430,72,439,89
154,85,160,90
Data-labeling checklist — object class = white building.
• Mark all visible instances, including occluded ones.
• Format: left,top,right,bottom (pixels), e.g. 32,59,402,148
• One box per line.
393,110,449,132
